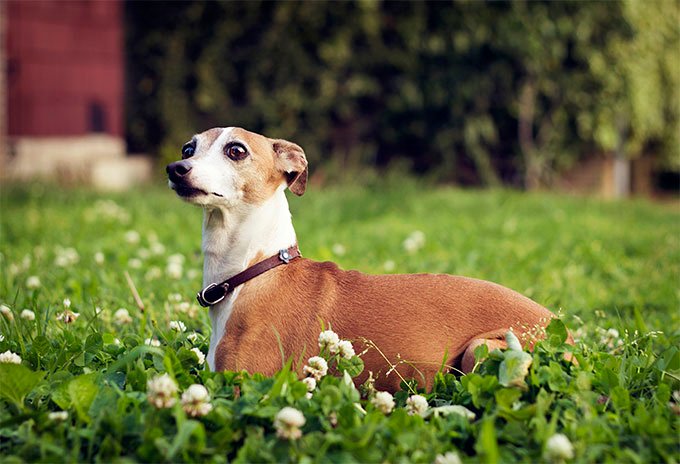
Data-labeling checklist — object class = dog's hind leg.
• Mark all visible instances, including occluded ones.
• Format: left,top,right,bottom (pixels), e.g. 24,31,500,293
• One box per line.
460,337,508,373
460,328,576,373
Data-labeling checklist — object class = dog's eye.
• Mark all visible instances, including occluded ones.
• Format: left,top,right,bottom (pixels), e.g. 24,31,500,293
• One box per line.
182,142,196,159
225,143,248,161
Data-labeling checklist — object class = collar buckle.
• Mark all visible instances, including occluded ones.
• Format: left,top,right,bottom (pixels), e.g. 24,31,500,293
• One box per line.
196,282,228,307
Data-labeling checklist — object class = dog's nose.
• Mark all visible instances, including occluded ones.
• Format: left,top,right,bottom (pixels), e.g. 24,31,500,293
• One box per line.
166,160,193,182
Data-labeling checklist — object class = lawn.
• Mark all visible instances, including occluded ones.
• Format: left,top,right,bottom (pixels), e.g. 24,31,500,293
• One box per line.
0,179,678,462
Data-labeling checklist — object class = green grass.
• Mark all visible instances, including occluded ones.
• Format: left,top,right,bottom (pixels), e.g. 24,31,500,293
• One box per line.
0,180,678,462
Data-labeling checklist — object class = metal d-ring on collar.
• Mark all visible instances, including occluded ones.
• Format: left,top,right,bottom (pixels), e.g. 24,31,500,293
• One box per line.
196,244,301,307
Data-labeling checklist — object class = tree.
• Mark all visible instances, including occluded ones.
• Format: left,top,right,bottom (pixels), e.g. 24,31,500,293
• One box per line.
125,1,678,189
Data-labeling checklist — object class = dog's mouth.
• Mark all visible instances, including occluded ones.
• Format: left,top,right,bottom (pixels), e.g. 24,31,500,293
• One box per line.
171,182,223,199
172,182,208,198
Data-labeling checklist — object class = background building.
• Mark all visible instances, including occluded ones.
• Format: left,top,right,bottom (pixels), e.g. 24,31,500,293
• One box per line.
2,0,150,189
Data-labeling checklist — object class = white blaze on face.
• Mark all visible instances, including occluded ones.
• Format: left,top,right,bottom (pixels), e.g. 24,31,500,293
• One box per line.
175,127,243,207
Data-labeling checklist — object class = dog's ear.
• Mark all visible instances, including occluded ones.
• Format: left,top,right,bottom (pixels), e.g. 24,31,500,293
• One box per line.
272,139,308,196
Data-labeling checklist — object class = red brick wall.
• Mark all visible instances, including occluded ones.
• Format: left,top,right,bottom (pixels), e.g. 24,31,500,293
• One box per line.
6,0,123,137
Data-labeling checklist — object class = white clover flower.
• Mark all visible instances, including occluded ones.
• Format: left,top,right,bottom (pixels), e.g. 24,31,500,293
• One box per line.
181,384,213,417
20,254,32,270
169,320,186,332
145,338,161,347
147,373,178,409
187,332,199,343
57,248,78,266
88,200,130,223
318,330,340,353
331,243,346,256
337,339,355,359
434,451,462,464
137,248,151,259
94,251,105,265
20,309,35,321
303,356,328,381
54,256,69,267
302,377,317,392
597,327,624,350
406,394,429,416
402,238,419,253
113,308,133,325
191,347,205,365
0,350,22,364
150,242,166,255
383,260,396,272
371,391,395,414
128,258,143,269
274,407,306,440
167,253,186,265
63,298,71,308
56,310,80,324
48,411,69,421
428,404,476,420
403,230,425,253
54,247,79,267
145,267,162,281
26,276,41,289
166,262,183,280
0,304,14,320
410,230,425,245
544,433,574,463
177,301,198,319
124,230,141,244
571,327,585,342
187,269,201,280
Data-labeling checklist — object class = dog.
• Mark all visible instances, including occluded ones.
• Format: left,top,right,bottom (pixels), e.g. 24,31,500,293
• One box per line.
167,127,564,392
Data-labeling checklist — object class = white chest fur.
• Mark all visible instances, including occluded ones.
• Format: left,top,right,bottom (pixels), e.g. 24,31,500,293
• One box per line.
206,289,240,369
201,187,297,370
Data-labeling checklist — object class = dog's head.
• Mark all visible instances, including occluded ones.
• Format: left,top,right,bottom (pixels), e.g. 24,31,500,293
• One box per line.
166,127,308,207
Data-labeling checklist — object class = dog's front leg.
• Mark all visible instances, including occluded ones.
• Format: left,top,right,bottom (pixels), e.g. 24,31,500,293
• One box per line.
214,329,289,377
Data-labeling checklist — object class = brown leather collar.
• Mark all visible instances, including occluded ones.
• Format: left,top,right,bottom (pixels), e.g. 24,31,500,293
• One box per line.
196,244,301,307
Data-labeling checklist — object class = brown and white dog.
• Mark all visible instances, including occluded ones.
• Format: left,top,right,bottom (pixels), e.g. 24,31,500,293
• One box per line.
167,127,560,392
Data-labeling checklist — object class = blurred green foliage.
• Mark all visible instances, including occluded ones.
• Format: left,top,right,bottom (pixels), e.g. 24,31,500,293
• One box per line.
125,0,679,187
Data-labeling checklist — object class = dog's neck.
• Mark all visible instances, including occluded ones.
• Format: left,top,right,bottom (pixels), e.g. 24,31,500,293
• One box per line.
202,186,297,285
201,186,297,369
